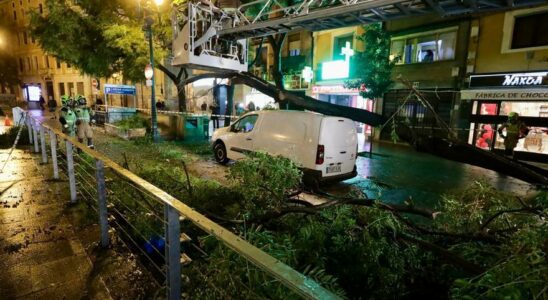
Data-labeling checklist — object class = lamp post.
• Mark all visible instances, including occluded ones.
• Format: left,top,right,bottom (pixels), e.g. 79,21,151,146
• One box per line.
142,0,163,143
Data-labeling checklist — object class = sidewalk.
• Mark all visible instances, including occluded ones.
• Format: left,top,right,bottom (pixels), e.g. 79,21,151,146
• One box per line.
0,147,110,298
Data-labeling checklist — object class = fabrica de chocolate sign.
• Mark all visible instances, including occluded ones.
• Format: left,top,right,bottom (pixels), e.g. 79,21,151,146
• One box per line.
470,71,548,88
460,89,548,100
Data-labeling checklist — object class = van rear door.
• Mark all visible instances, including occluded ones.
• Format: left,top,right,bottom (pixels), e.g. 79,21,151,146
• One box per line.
318,117,357,178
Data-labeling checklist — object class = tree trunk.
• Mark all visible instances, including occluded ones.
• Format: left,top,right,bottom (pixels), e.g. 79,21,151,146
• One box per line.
157,63,187,112
267,34,287,92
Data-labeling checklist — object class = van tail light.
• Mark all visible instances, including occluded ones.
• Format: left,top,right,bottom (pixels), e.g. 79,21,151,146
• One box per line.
316,145,325,165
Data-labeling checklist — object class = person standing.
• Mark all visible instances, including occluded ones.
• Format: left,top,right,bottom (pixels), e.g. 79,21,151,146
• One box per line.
210,101,220,129
47,97,58,119
201,101,207,112
74,95,95,149
39,95,46,110
59,95,77,136
497,112,529,158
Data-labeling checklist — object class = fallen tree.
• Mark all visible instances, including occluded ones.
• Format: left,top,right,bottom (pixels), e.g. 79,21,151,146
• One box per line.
181,71,548,185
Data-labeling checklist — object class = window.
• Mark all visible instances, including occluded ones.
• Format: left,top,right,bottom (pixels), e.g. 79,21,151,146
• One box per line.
13,10,16,20
68,82,74,95
34,56,38,70
39,4,43,14
333,35,353,60
76,82,84,95
233,115,258,133
26,57,31,71
56,58,61,69
511,11,548,49
288,34,301,57
44,56,50,68
23,31,27,44
17,33,20,45
67,62,71,68
30,31,35,43
390,27,457,64
58,82,66,96
19,58,24,72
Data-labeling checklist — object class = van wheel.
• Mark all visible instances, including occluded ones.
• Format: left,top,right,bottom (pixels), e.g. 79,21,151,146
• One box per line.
214,142,229,164
303,175,320,192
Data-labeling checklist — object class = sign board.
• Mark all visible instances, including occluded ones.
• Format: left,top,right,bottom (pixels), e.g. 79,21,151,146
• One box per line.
469,71,548,88
321,42,353,80
460,88,548,101
312,85,359,94
104,84,136,95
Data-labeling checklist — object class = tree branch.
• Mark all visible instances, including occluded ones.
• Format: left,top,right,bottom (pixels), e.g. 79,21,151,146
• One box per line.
157,63,178,84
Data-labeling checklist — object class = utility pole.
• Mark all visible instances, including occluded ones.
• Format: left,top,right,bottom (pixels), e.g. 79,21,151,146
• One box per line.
146,16,160,143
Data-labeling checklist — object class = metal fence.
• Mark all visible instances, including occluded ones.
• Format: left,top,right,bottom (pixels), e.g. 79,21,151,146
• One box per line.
25,114,339,300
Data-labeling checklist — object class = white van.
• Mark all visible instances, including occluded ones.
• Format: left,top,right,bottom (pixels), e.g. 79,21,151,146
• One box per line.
211,110,358,185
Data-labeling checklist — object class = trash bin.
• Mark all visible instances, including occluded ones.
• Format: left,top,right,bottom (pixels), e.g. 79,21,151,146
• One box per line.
184,115,210,141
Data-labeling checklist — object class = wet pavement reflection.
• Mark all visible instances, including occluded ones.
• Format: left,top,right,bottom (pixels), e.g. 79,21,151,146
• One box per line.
334,142,534,208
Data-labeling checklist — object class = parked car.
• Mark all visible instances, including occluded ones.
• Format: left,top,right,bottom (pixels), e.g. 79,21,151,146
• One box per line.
211,110,358,186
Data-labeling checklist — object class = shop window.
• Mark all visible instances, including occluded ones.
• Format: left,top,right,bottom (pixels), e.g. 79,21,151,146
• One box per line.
499,102,547,118
390,27,457,64
333,35,353,60
511,11,548,49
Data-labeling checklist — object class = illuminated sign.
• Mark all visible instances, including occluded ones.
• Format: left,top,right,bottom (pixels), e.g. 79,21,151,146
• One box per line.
469,71,548,88
460,88,548,100
312,85,359,94
302,66,313,83
321,42,354,80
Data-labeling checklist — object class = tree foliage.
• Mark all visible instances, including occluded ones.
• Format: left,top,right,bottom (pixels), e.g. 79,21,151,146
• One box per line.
29,0,170,82
346,23,394,100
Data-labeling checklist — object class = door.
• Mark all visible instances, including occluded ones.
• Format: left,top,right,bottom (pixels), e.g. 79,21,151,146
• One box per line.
225,114,259,160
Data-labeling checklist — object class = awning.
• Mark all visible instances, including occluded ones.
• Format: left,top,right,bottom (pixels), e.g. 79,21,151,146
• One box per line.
460,88,548,101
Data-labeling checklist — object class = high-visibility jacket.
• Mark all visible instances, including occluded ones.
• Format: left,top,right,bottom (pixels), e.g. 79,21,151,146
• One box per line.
59,107,77,135
75,106,94,123
498,121,528,149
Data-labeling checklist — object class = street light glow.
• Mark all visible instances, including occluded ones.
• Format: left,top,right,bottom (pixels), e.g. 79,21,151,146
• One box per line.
154,0,164,6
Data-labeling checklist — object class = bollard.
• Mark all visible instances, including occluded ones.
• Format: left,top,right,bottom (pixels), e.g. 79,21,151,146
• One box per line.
26,115,33,145
165,205,182,300
95,160,109,248
39,126,48,164
66,141,77,202
32,120,39,153
49,130,59,180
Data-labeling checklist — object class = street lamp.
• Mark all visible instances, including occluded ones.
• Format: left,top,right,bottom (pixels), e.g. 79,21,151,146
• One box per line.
141,0,162,143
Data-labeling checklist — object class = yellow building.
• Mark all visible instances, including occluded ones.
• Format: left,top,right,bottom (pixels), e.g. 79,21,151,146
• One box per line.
0,0,99,109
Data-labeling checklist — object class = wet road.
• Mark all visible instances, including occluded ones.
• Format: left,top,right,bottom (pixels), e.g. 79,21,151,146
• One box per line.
342,142,534,208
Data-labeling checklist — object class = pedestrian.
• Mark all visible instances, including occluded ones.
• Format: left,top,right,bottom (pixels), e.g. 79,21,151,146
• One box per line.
210,101,220,129
47,97,57,119
74,95,95,149
201,101,207,112
497,112,529,158
39,95,46,110
247,101,255,111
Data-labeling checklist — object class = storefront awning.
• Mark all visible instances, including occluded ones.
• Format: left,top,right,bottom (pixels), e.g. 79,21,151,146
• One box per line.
460,89,548,101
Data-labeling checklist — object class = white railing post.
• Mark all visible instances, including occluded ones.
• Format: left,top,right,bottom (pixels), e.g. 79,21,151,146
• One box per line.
26,115,33,145
66,141,77,202
95,159,109,247
49,130,59,180
32,119,39,153
165,205,181,300
40,125,48,164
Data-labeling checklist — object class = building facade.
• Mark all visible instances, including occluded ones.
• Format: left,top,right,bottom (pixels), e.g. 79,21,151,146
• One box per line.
461,5,548,161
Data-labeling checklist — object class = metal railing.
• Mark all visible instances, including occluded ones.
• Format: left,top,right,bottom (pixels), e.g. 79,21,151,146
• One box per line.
24,113,339,300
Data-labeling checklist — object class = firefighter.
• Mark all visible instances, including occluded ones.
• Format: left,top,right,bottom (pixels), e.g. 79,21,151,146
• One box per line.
74,95,95,149
497,112,530,158
59,95,77,136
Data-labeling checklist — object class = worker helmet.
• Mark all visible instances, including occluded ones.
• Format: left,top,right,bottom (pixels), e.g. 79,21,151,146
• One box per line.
508,112,519,120
77,95,87,106
61,95,70,106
